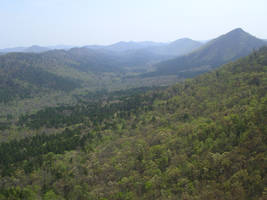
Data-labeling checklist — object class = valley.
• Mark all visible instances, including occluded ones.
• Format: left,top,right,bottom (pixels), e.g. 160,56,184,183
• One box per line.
0,28,266,200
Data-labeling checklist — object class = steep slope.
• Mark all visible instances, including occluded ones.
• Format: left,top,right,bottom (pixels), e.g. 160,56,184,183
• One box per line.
149,28,267,77
0,47,266,199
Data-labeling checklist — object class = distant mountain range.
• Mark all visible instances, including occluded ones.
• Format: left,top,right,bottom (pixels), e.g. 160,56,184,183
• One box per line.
0,45,74,54
145,28,267,77
86,41,166,52
0,28,266,103
0,38,203,62
1,30,266,59
86,39,202,57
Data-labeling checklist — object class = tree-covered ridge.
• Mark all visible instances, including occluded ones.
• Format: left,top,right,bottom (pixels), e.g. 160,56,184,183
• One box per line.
0,52,82,103
0,47,266,199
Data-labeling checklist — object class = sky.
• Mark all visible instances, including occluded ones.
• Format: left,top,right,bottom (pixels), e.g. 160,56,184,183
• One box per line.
0,0,267,48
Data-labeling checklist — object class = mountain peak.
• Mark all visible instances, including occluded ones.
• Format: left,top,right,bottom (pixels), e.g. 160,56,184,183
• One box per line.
231,27,245,32
152,28,266,77
211,28,257,43
225,28,248,37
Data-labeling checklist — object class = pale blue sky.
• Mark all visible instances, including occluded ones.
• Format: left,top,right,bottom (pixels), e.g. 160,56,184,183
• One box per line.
1,0,267,48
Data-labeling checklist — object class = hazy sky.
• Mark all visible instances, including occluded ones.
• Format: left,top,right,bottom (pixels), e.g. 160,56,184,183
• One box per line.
1,0,267,48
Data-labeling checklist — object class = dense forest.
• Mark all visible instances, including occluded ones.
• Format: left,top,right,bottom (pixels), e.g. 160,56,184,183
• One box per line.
0,47,266,199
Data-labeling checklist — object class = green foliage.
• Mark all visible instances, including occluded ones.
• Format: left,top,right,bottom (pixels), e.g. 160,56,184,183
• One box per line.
0,128,97,175
0,48,266,199
43,190,64,200
17,87,159,129
0,186,39,200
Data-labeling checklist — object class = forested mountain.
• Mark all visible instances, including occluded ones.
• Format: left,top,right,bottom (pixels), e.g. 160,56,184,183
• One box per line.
0,47,266,199
0,38,202,57
148,28,267,77
0,46,163,103
0,46,166,103
0,47,129,103
67,47,168,71
0,28,266,117
0,38,201,104
83,38,203,71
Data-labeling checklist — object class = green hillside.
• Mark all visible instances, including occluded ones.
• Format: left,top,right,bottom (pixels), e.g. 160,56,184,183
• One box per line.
0,47,266,199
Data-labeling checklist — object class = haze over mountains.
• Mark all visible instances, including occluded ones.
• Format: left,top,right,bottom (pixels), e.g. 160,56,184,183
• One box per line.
0,38,202,57
86,41,165,52
0,45,74,54
0,28,266,106
85,38,202,57
0,36,204,104
2,28,265,78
